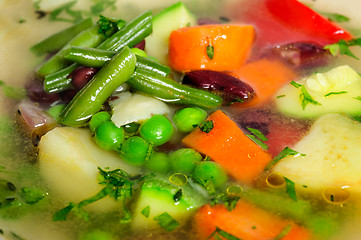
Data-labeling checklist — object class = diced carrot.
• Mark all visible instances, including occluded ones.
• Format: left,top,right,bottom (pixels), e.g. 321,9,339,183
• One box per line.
168,24,255,72
193,200,313,240
230,59,297,107
182,110,271,184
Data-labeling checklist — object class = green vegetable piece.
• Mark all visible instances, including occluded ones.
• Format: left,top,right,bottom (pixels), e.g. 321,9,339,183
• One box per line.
97,15,126,38
141,206,150,218
43,63,78,93
320,12,350,23
59,46,136,127
206,43,214,60
169,148,202,175
192,161,227,189
47,104,66,122
122,122,140,134
89,111,111,132
265,147,305,171
173,107,207,132
324,38,361,60
139,114,174,146
145,152,171,173
274,225,292,240
284,177,297,201
20,187,45,205
131,48,147,57
0,80,27,100
94,121,125,151
119,136,151,166
153,212,179,232
208,227,240,240
97,10,152,52
80,229,114,240
49,1,82,23
30,18,93,56
128,69,222,109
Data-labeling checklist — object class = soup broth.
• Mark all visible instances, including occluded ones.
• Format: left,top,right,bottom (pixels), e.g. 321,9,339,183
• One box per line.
1,0,361,239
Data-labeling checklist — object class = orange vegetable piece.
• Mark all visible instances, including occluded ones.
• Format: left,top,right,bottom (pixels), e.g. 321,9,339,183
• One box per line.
168,24,255,72
182,110,271,184
193,201,313,240
231,59,297,107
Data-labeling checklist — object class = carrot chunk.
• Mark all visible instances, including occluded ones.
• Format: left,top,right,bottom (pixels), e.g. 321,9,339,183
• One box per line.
193,201,313,240
231,59,297,107
168,25,255,72
182,110,271,184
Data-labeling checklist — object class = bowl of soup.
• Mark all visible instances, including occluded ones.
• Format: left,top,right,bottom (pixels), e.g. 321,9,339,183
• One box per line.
1,0,361,239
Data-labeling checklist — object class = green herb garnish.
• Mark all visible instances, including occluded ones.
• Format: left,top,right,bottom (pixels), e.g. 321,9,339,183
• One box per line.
206,43,215,60
20,187,45,205
90,0,117,16
49,1,83,23
276,95,286,99
274,225,292,240
97,15,126,38
265,147,306,171
141,206,150,218
324,91,348,97
320,12,350,23
153,212,179,231
173,189,183,202
0,80,27,100
199,120,214,133
246,127,269,150
247,127,268,141
207,227,240,240
354,96,361,101
290,81,321,109
284,177,297,201
324,38,361,60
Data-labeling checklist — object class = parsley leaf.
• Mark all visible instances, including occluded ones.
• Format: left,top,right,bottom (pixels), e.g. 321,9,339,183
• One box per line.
173,189,183,202
320,12,350,23
246,127,269,150
265,147,306,171
274,225,292,240
97,15,126,38
354,96,361,101
247,127,268,141
153,212,179,231
324,91,348,97
90,0,117,16
324,38,361,60
208,227,240,240
199,120,214,133
20,187,45,205
141,206,150,218
49,1,83,23
206,44,215,60
290,81,321,109
284,177,297,201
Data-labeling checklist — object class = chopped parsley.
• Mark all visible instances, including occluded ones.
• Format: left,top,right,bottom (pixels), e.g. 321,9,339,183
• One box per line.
207,227,240,240
90,0,117,16
246,127,269,150
354,96,361,101
199,120,214,133
53,167,135,221
274,225,292,240
265,147,306,171
141,206,150,218
324,38,361,60
284,177,297,201
20,187,46,205
320,12,350,23
97,15,126,38
324,91,348,97
49,1,83,23
290,81,321,109
276,94,286,99
206,43,215,60
153,212,179,231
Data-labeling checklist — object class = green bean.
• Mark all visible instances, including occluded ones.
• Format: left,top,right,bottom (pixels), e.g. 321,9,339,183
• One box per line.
58,47,136,127
97,10,152,51
43,63,78,93
127,68,223,109
64,46,170,76
30,18,93,56
37,24,113,77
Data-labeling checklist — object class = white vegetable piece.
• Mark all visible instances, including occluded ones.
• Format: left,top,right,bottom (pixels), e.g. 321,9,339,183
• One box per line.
110,92,170,127
38,127,139,211
273,114,361,197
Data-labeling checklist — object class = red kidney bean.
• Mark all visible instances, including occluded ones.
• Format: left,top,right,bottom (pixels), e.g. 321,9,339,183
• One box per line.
70,66,98,90
182,70,255,103
26,80,60,104
133,39,146,50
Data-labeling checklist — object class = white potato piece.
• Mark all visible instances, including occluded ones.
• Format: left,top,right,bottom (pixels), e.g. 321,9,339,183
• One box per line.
38,127,139,211
273,114,361,199
110,92,170,127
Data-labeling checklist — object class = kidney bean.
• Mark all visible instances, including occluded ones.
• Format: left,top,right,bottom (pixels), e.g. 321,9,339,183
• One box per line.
133,39,146,50
70,66,98,91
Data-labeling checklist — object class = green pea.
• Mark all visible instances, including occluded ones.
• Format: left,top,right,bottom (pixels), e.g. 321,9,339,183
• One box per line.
139,114,174,146
146,152,170,173
122,122,140,134
173,107,207,132
120,136,151,166
47,104,65,122
89,111,111,132
193,161,227,189
94,121,124,151
169,148,202,175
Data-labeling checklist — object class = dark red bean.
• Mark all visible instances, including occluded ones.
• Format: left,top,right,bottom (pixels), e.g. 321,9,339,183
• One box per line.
182,70,255,103
270,42,332,68
70,66,98,90
25,80,60,104
133,39,146,50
